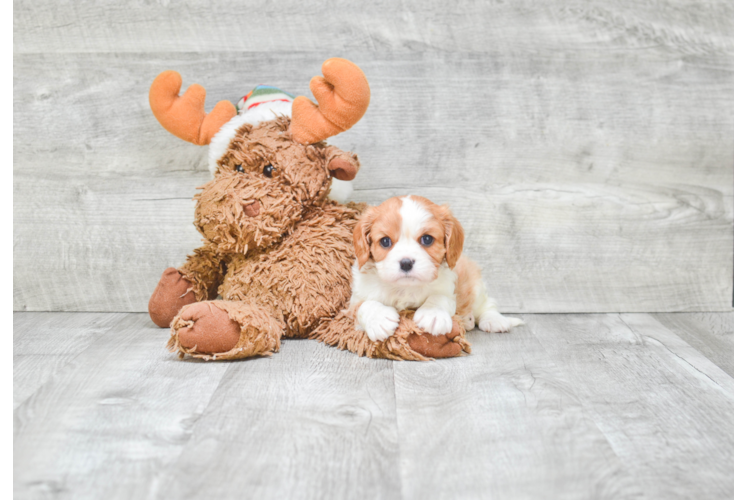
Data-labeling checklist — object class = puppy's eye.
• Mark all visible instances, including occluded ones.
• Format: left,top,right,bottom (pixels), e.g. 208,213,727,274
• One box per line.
419,234,434,246
263,164,276,178
235,164,245,173
379,237,392,248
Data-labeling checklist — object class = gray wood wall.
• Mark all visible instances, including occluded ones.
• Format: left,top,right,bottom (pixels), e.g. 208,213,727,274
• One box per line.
13,0,733,313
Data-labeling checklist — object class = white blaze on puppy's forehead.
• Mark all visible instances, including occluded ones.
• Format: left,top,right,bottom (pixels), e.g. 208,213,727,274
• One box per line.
399,196,433,239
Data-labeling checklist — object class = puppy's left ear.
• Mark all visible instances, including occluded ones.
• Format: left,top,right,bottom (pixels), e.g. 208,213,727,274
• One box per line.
353,207,377,269
439,205,464,269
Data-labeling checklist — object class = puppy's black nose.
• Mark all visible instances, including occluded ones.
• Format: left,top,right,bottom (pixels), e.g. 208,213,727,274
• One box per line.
400,259,414,272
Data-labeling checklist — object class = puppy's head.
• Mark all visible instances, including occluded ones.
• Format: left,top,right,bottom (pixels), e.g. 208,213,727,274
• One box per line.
353,195,464,285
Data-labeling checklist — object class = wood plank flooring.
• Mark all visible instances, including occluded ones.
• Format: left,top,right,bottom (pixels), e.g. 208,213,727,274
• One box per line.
13,311,733,499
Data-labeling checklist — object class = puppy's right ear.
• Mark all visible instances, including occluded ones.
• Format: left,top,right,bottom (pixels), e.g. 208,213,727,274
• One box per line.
353,208,376,269
436,204,464,269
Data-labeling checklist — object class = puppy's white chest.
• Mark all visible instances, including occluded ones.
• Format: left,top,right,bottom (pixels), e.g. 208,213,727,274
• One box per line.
382,287,431,311
350,262,457,312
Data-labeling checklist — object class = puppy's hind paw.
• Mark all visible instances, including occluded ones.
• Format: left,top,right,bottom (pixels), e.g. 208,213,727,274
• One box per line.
478,312,524,333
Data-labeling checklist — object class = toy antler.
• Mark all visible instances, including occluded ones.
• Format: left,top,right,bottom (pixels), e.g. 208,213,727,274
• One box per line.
290,58,370,145
149,71,237,146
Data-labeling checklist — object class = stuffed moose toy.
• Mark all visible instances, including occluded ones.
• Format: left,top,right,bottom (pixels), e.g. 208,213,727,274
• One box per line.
147,58,470,361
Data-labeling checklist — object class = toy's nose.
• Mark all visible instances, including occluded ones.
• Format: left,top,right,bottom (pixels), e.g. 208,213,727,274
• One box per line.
243,200,261,218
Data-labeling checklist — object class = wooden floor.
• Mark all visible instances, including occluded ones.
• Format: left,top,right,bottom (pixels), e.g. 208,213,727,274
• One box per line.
14,311,733,499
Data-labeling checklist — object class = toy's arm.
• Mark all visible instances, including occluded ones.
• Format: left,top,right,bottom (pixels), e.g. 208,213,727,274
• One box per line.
148,244,226,328
178,244,226,301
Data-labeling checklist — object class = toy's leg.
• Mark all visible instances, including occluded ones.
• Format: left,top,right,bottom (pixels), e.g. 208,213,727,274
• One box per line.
167,300,284,361
312,308,470,361
149,268,197,327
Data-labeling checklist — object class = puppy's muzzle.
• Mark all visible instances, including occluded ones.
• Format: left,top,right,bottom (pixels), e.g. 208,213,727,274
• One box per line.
243,200,261,218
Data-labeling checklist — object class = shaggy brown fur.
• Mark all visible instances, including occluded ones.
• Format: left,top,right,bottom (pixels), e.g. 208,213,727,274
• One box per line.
312,306,471,361
149,117,468,361
454,256,482,330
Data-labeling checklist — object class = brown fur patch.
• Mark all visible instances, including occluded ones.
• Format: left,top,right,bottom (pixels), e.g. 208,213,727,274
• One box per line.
454,256,482,318
416,216,448,272
353,197,405,268
179,245,225,302
219,202,361,338
367,197,403,265
310,306,470,360
405,196,465,269
432,204,464,269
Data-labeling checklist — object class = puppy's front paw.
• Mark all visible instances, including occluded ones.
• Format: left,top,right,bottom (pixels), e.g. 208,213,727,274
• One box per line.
414,307,454,336
478,312,524,333
357,302,401,342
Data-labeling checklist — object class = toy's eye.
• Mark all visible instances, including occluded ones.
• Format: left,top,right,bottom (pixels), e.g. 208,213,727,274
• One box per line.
419,234,434,246
235,164,245,173
263,164,276,178
380,237,392,248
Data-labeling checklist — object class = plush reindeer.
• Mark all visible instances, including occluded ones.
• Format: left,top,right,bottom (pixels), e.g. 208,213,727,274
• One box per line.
147,58,468,360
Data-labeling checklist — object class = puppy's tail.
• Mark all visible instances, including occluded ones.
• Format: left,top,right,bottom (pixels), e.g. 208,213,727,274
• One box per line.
454,256,524,332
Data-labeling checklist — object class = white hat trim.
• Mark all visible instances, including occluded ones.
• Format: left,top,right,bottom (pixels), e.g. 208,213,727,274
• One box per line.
207,100,293,172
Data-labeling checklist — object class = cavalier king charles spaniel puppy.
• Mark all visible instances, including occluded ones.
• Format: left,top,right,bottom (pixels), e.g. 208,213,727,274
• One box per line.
351,195,523,342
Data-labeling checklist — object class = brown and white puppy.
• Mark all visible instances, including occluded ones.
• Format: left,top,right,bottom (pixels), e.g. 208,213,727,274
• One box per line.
351,195,523,341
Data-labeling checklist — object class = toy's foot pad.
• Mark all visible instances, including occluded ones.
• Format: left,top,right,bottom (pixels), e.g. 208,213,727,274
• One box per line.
174,302,241,354
407,318,466,358
149,268,197,328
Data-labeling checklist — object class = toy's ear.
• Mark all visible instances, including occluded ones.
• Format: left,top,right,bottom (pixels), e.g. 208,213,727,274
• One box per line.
329,156,358,181
353,208,377,269
437,205,464,269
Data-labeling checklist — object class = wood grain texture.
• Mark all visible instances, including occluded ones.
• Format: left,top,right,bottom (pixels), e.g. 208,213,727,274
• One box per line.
14,171,204,312
13,48,733,312
652,312,734,376
14,1,733,55
14,311,734,499
13,1,733,313
14,312,126,409
151,340,401,499
392,317,642,499
14,313,231,500
529,313,733,500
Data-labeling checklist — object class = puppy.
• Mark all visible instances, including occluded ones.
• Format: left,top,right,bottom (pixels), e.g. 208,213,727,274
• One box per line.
350,195,523,342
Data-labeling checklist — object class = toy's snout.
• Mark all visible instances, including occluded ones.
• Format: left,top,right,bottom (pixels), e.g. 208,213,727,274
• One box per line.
243,200,261,218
